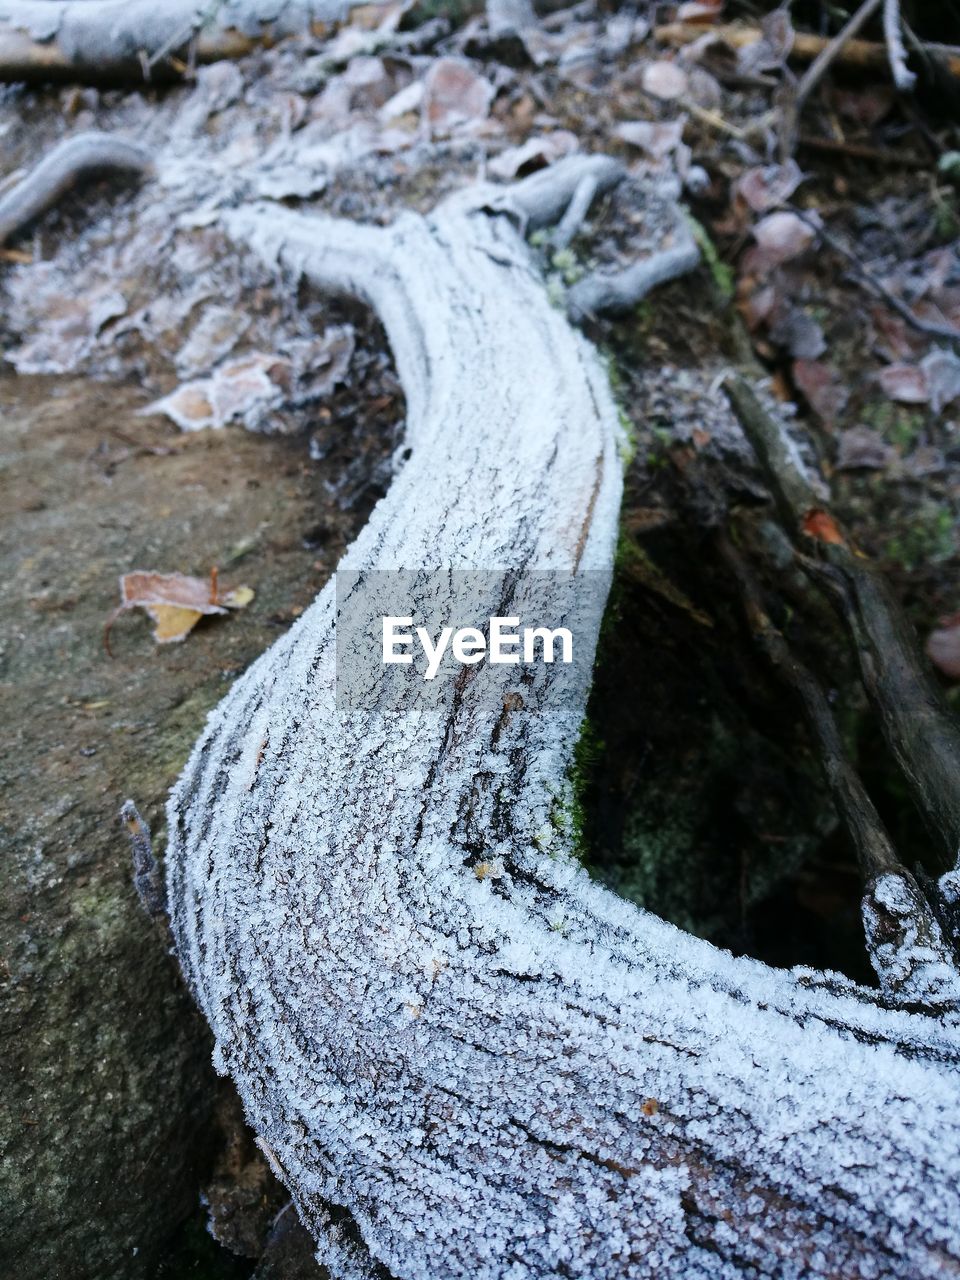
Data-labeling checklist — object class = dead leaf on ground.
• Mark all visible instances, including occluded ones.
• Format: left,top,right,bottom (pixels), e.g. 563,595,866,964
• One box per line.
752,211,816,266
768,306,825,360
792,359,849,425
105,569,254,653
927,613,960,680
802,509,845,546
878,363,929,405
641,60,689,101
676,0,723,22
835,427,895,472
488,131,578,179
736,160,803,214
145,327,355,432
738,8,794,74
614,117,686,160
422,58,494,135
921,349,960,414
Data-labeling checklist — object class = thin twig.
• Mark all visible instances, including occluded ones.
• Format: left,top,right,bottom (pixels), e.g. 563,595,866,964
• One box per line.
795,0,884,112
796,133,929,169
723,374,960,868
717,529,901,884
883,0,917,91
784,204,960,344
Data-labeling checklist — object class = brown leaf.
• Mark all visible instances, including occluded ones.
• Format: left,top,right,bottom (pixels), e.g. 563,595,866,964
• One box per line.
752,211,815,266
927,614,960,680
422,58,494,135
792,360,849,425
106,570,254,653
677,0,723,22
878,363,929,405
802,509,845,546
736,160,803,214
835,427,895,472
768,307,825,360
488,131,579,179
641,61,689,101
921,349,960,414
614,117,686,159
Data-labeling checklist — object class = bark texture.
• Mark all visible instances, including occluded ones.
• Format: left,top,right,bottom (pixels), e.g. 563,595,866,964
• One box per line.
165,165,960,1279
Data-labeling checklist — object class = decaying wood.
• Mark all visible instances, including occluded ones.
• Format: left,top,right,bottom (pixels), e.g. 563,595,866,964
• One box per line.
154,149,960,1278
656,20,960,80
724,374,960,871
716,528,959,1012
0,0,392,82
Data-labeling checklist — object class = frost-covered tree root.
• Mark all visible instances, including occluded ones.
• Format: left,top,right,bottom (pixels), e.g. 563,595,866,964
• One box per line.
0,0,389,81
166,159,960,1279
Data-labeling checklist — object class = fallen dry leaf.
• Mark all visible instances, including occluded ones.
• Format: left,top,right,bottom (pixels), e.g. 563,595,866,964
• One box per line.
768,306,825,360
802,509,845,546
792,359,849,425
878,363,929,405
641,61,689,101
106,569,254,653
835,427,895,472
614,117,686,160
752,211,816,266
927,614,960,680
921,349,960,414
488,131,578,179
677,0,722,22
736,160,803,214
145,328,354,432
422,58,494,135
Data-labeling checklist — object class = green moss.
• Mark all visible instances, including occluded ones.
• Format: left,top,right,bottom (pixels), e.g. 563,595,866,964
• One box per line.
684,211,735,303
885,504,955,570
547,717,605,863
861,399,925,449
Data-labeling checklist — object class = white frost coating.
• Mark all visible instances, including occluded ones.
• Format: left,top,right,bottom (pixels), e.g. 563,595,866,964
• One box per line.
0,0,388,71
166,168,960,1278
862,873,960,1012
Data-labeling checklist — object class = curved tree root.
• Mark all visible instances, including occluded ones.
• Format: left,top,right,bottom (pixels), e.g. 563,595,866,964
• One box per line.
0,130,152,246
0,0,390,83
155,157,960,1280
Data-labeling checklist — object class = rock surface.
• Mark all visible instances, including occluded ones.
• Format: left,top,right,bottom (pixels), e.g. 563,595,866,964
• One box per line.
0,372,378,1277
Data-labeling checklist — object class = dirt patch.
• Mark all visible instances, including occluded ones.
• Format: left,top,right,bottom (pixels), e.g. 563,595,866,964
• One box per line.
0,364,397,1277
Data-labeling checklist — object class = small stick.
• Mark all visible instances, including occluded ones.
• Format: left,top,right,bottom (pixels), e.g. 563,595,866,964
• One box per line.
883,0,917,92
795,0,884,113
717,528,900,885
656,19,960,78
723,374,960,869
796,133,929,170
784,204,960,344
